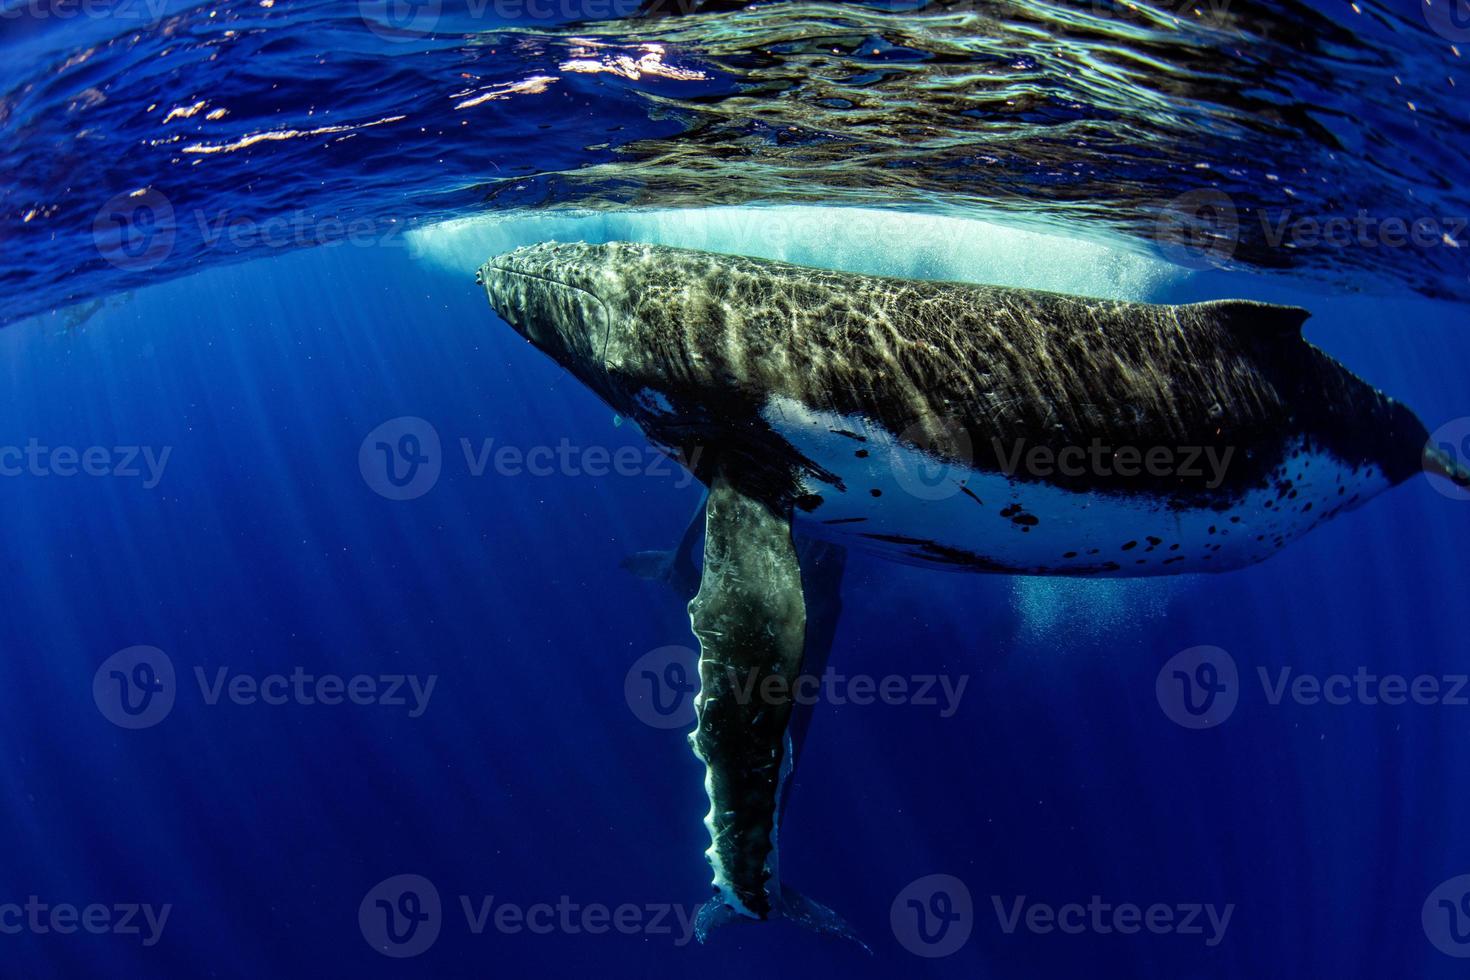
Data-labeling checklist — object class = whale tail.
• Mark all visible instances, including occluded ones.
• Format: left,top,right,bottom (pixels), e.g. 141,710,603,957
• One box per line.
1424,445,1470,490
693,887,870,952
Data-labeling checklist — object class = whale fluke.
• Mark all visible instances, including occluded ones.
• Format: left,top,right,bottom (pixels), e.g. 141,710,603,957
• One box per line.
694,885,869,951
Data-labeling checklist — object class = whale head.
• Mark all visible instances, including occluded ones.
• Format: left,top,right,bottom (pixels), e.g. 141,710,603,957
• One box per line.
478,242,621,382
478,240,757,428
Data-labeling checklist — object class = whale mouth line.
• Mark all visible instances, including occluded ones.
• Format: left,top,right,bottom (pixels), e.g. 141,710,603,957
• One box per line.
481,261,615,367
483,262,570,289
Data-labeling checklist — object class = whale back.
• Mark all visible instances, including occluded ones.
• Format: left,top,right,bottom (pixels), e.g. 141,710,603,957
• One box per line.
593,244,1424,503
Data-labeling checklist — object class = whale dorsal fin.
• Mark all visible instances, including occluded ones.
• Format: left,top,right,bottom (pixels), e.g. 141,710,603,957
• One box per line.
1191,300,1311,336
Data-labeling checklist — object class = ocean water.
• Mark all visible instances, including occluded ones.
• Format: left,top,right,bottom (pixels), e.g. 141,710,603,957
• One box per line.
3,1,1469,977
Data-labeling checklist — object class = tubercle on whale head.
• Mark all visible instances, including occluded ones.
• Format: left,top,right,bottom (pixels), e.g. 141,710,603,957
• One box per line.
480,243,601,355
478,241,725,427
478,242,624,399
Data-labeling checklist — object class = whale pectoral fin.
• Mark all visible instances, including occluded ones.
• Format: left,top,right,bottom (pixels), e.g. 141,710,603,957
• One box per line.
687,470,805,921
687,473,866,948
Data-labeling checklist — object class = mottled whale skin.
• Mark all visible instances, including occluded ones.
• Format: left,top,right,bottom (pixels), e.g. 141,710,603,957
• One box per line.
481,241,1449,575
477,240,1466,942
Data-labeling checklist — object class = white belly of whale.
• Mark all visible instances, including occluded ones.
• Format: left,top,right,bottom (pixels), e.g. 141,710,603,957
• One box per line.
760,396,1388,576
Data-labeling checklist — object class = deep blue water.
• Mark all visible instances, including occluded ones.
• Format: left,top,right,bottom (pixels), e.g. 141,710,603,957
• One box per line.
0,233,1464,978
4,1,1470,978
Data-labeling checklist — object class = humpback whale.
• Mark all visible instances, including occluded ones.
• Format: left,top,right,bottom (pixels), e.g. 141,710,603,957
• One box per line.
477,241,1469,941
